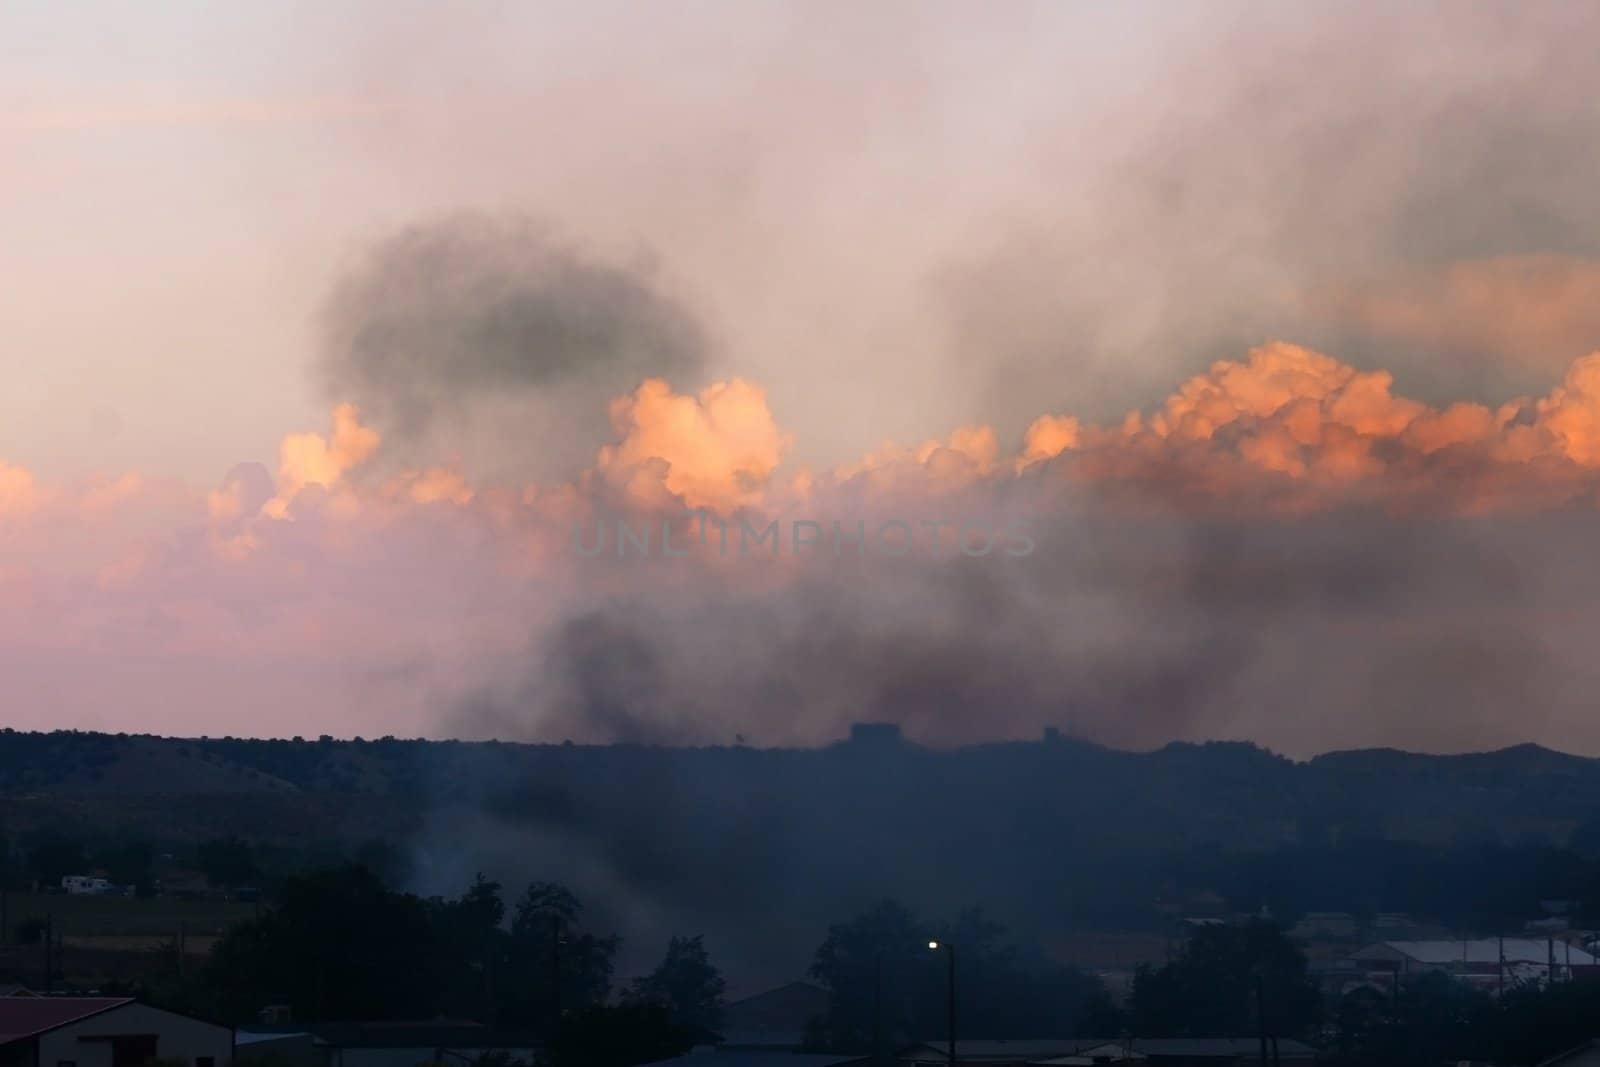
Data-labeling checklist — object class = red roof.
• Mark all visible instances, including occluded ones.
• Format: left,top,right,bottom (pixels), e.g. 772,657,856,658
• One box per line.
0,998,133,1044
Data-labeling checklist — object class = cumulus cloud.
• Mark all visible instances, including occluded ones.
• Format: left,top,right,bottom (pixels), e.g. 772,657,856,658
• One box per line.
265,403,382,516
594,378,789,514
14,344,1600,756
0,462,42,518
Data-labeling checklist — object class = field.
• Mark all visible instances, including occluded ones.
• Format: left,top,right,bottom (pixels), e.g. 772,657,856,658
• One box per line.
2,891,256,940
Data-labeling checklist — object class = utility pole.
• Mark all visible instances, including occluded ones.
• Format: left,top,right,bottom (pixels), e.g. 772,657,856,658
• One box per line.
928,941,956,1067
1497,934,1505,997
873,953,884,1067
43,914,53,993
946,946,956,1067
550,914,566,1023
1255,974,1268,1066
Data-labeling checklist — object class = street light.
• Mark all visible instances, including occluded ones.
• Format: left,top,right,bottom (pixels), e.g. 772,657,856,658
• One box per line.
928,941,955,1067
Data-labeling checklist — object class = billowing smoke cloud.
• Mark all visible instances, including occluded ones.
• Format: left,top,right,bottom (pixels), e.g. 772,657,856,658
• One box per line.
318,214,709,480
939,2,1600,441
9,342,1600,755
14,3,1600,761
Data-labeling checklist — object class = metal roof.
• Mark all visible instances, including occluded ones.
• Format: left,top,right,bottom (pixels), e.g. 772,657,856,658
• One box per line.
637,1053,864,1067
1353,939,1599,966
0,998,134,1045
722,981,829,1032
903,1038,1095,1059
1070,1038,1317,1059
237,1022,543,1050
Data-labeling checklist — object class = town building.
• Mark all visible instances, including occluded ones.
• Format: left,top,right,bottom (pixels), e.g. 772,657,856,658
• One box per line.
718,981,830,1050
1042,1037,1319,1064
1346,938,1600,992
234,1021,541,1067
638,1054,866,1067
896,1037,1317,1065
0,997,231,1067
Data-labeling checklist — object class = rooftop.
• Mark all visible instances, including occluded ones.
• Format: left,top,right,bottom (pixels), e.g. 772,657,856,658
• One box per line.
0,998,133,1045
236,1021,544,1050
723,981,829,1033
638,1052,864,1067
1353,939,1600,966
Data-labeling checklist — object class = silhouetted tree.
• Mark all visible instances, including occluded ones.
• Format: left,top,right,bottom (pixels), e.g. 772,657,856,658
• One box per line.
197,836,258,888
1077,986,1128,1039
502,882,616,1025
206,864,439,1022
26,836,85,885
809,899,931,1054
97,840,154,890
809,900,1107,1054
430,874,508,1022
1130,920,1319,1039
627,935,726,1037
931,907,1105,1039
354,838,411,888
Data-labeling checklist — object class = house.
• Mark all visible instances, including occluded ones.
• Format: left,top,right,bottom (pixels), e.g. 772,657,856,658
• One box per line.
1540,1040,1600,1066
893,1037,1319,1066
899,1038,1100,1065
1349,938,1600,990
60,877,112,896
0,997,232,1067
1050,1038,1318,1064
1288,912,1357,941
637,1053,867,1067
234,1021,542,1067
718,981,829,1050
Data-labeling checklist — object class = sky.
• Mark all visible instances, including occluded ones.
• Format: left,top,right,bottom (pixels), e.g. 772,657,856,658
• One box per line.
6,1,1600,756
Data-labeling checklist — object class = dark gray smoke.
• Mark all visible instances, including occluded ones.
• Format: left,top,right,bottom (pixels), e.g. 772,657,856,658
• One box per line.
410,501,1591,991
319,214,708,479
445,493,1590,759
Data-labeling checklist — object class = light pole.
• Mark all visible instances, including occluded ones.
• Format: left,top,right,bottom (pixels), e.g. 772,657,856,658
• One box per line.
550,914,570,1023
928,941,955,1067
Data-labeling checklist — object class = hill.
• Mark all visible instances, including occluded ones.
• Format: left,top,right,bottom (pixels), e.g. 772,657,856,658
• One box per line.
6,728,1600,988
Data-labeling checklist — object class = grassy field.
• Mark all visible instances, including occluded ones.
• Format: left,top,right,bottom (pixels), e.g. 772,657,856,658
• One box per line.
1,891,256,939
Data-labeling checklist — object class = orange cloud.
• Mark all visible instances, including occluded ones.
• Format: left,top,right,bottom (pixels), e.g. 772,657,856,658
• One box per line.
595,378,789,513
0,462,42,519
264,403,381,517
249,343,1600,523
1530,353,1600,467
385,466,477,506
1018,414,1082,468
16,341,1600,746
828,424,1002,498
1009,343,1600,515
